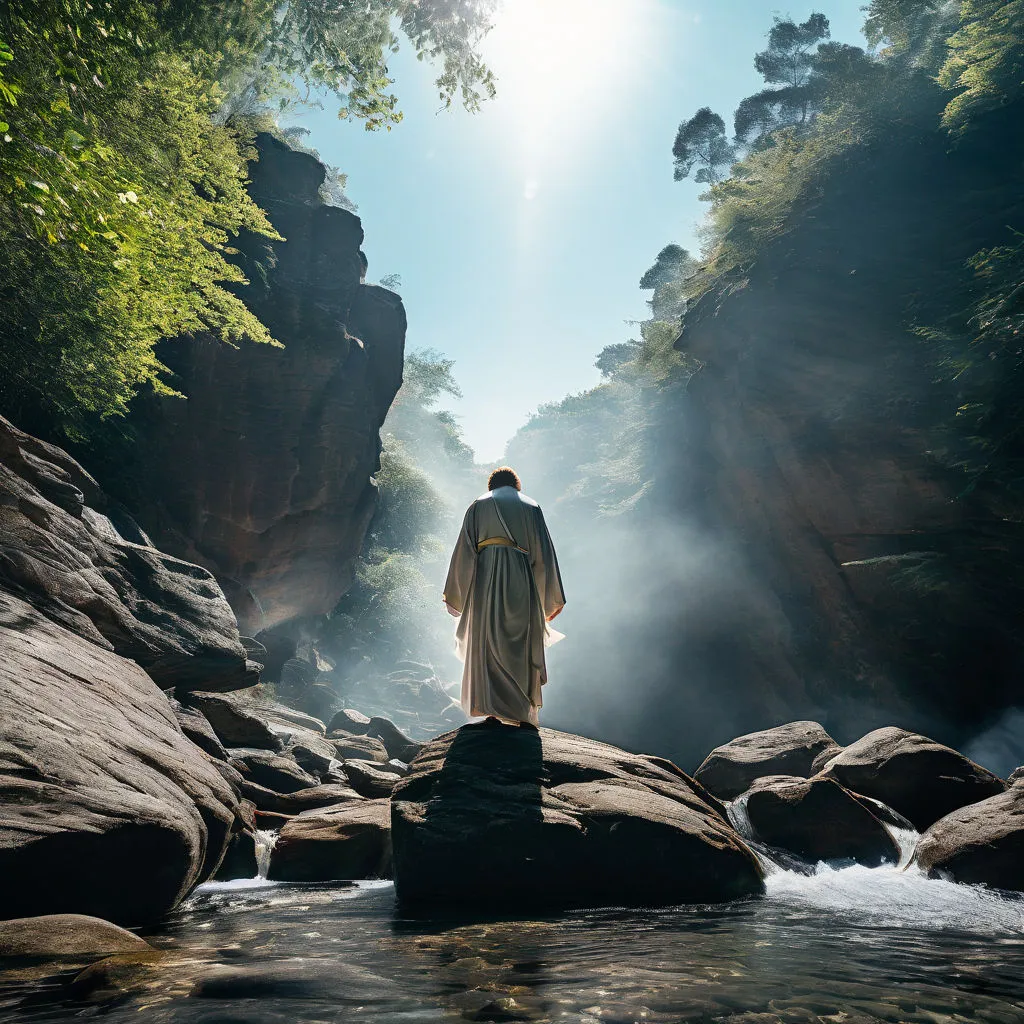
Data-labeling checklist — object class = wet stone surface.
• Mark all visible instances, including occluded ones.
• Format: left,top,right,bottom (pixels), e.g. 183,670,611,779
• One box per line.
2,870,1024,1022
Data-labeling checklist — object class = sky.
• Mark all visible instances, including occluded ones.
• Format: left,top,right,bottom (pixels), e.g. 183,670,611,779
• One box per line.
297,0,868,461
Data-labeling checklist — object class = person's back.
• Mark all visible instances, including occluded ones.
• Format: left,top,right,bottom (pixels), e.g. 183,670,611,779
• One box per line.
443,466,565,727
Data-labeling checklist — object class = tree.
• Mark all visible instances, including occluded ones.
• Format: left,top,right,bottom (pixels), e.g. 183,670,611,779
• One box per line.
734,13,831,146
595,342,641,377
639,244,697,319
672,107,735,184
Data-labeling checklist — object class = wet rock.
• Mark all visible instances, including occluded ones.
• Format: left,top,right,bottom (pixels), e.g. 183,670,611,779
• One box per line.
239,780,364,815
189,960,390,1002
392,723,763,911
913,784,1024,891
213,830,259,881
344,759,403,798
0,593,238,924
67,950,179,1004
0,414,252,692
172,701,227,761
694,722,841,800
183,691,284,751
0,915,151,958
740,775,900,866
367,716,423,762
230,751,318,793
269,800,392,882
331,731,389,763
817,727,1005,830
328,708,372,735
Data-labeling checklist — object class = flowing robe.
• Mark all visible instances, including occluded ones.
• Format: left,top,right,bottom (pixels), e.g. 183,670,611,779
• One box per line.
443,486,566,725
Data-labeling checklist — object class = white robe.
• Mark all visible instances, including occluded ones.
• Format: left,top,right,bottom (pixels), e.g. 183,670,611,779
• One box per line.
443,487,566,725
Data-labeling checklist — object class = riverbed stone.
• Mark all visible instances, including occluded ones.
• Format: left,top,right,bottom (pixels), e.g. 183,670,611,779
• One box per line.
230,751,319,793
0,593,239,925
0,915,152,958
344,759,403,798
269,799,392,881
328,708,372,735
330,731,389,763
817,727,1006,830
183,691,284,751
391,722,764,911
740,775,900,866
694,722,841,800
913,783,1024,891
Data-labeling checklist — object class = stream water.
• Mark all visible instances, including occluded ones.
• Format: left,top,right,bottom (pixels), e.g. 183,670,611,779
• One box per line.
4,855,1024,1024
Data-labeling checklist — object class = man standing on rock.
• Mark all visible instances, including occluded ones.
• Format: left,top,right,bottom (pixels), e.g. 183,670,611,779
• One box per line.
443,467,565,727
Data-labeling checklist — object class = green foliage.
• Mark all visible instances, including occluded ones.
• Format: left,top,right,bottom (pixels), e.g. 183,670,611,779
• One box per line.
939,0,1024,132
640,244,698,319
0,3,279,431
0,0,495,435
672,107,735,184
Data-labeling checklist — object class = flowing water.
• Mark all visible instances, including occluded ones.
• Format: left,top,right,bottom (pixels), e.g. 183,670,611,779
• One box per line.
4,860,1024,1024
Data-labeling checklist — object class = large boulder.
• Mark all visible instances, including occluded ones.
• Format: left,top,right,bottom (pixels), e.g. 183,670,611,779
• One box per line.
739,775,900,866
913,783,1024,891
0,915,152,958
0,414,253,692
331,732,389,763
344,759,403,799
0,593,239,925
230,751,318,794
238,781,364,816
269,800,392,882
183,691,283,751
694,722,841,800
172,702,228,761
367,717,423,763
391,723,764,911
817,727,1006,831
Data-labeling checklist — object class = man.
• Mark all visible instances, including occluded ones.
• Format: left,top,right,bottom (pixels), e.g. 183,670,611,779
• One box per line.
443,466,565,727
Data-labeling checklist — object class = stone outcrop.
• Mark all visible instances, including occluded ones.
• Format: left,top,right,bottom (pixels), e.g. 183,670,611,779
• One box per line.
817,727,1005,831
124,133,406,635
182,691,284,751
0,415,252,692
0,592,240,925
738,775,900,867
391,722,764,911
0,915,152,958
913,782,1024,891
694,721,841,800
269,800,392,882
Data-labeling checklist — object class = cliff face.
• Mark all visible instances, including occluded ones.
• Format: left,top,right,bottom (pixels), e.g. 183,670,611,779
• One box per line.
129,134,406,636
660,123,1024,751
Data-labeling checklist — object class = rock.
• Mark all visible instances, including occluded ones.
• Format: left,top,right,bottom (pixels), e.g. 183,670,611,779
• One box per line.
367,716,423,762
0,593,239,925
0,415,253,692
299,683,340,725
343,759,402,799
172,701,227,761
391,723,763,911
739,775,900,866
124,133,406,635
250,701,326,735
1009,766,1024,785
269,800,392,882
230,751,318,793
183,691,283,751
213,831,258,881
817,727,1006,830
913,785,1024,891
330,731,389,763
694,722,842,800
387,758,410,776
0,915,151,958
328,708,372,734
287,739,337,779
238,780,363,816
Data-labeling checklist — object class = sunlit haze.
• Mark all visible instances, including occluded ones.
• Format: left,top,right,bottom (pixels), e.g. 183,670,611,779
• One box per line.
299,1,866,462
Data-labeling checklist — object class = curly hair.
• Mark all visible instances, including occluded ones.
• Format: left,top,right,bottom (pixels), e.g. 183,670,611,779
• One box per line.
487,466,521,491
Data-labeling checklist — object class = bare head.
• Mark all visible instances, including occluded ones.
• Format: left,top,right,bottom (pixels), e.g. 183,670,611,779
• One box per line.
488,466,522,491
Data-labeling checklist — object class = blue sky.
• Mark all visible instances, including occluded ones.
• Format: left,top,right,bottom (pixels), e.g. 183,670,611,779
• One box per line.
297,1,867,461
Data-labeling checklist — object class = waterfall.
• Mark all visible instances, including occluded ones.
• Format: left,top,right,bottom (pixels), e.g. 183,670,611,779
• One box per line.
253,828,279,879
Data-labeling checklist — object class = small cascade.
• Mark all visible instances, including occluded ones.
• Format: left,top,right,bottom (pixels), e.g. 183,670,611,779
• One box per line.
726,796,809,876
253,828,279,880
885,825,920,870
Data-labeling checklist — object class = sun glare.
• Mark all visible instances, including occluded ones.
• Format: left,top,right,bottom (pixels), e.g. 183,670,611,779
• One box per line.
483,0,655,198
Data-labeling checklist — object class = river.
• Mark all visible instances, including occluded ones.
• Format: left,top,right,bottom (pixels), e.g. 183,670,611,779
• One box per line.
4,856,1024,1023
